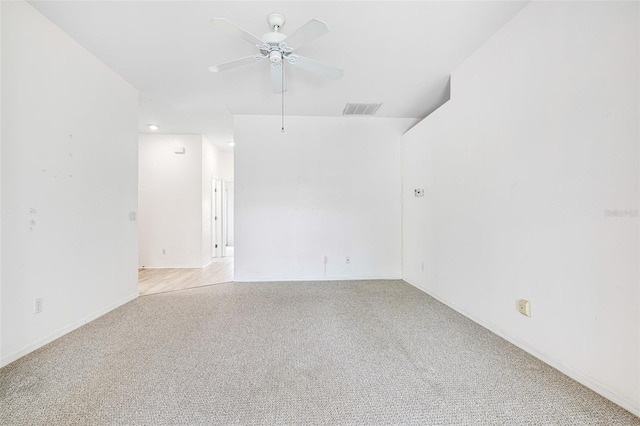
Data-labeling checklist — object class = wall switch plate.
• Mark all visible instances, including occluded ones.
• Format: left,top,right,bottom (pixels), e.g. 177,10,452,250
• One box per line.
414,189,424,197
129,212,137,221
34,298,43,314
518,299,531,317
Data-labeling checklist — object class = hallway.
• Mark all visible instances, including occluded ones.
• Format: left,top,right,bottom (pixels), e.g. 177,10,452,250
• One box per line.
138,257,234,295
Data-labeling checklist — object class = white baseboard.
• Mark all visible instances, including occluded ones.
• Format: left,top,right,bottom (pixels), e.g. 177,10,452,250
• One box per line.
403,278,640,418
138,266,202,269
1,292,138,368
233,276,403,283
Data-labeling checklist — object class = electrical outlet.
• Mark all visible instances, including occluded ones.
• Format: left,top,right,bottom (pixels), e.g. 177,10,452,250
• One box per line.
162,248,166,255
345,256,351,264
518,299,531,317
34,298,43,314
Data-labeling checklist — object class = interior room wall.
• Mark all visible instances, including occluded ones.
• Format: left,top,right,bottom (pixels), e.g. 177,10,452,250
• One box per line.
216,149,234,182
225,181,234,247
139,134,231,267
234,115,414,282
201,137,215,265
1,1,139,366
402,1,639,415
0,0,4,360
138,134,204,268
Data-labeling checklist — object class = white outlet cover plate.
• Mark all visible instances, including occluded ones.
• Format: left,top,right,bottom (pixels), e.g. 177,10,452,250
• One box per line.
518,299,531,316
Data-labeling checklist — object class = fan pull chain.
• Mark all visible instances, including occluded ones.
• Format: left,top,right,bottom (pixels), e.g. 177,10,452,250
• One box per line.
281,64,285,133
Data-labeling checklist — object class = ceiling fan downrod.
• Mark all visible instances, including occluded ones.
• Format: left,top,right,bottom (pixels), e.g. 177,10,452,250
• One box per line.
267,12,285,32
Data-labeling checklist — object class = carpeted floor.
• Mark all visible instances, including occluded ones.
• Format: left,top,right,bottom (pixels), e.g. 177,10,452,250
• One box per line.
1,280,638,425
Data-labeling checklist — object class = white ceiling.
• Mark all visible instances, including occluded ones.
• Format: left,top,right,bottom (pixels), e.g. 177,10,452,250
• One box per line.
28,1,529,150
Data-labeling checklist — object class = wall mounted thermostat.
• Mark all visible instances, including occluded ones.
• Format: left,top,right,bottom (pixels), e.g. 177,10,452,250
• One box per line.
414,189,424,197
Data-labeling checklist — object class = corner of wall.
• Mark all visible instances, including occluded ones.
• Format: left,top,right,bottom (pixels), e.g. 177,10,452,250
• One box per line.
0,0,4,362
638,0,640,404
403,76,453,138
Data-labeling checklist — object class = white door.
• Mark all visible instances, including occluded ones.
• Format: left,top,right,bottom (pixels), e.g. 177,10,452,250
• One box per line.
212,178,220,258
224,181,234,256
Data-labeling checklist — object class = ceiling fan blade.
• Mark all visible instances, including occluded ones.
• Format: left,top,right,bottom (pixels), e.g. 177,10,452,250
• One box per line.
271,64,286,94
282,18,329,50
289,55,343,80
209,56,260,73
211,18,263,47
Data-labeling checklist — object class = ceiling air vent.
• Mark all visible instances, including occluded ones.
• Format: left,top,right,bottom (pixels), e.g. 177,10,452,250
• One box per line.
343,103,382,116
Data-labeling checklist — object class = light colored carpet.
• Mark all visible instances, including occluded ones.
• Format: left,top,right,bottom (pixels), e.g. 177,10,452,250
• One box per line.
1,280,637,425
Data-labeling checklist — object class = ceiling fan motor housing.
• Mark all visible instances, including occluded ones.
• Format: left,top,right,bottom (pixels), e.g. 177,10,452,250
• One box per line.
260,32,288,62
262,32,286,44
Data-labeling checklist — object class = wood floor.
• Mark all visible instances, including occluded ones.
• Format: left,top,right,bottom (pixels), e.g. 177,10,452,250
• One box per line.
138,257,234,296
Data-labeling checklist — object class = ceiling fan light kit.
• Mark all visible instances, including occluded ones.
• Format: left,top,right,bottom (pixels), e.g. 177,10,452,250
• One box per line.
269,51,282,63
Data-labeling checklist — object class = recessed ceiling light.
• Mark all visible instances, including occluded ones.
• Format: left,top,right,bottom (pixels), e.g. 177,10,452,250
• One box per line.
228,142,235,147
148,124,159,131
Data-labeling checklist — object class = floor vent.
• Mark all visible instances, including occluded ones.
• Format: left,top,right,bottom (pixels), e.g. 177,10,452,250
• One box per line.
343,103,382,116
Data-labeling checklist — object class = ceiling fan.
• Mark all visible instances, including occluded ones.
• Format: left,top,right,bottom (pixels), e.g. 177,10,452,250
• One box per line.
209,13,343,93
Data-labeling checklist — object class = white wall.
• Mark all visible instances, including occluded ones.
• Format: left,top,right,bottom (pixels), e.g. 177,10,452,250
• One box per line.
234,115,414,281
0,0,3,361
225,181,234,247
138,134,203,268
216,150,234,183
138,134,233,267
201,138,215,264
1,1,139,366
402,1,639,415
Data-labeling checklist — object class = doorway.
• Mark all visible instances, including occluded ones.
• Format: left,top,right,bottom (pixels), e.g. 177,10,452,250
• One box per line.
222,181,234,257
137,138,234,295
213,178,234,259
